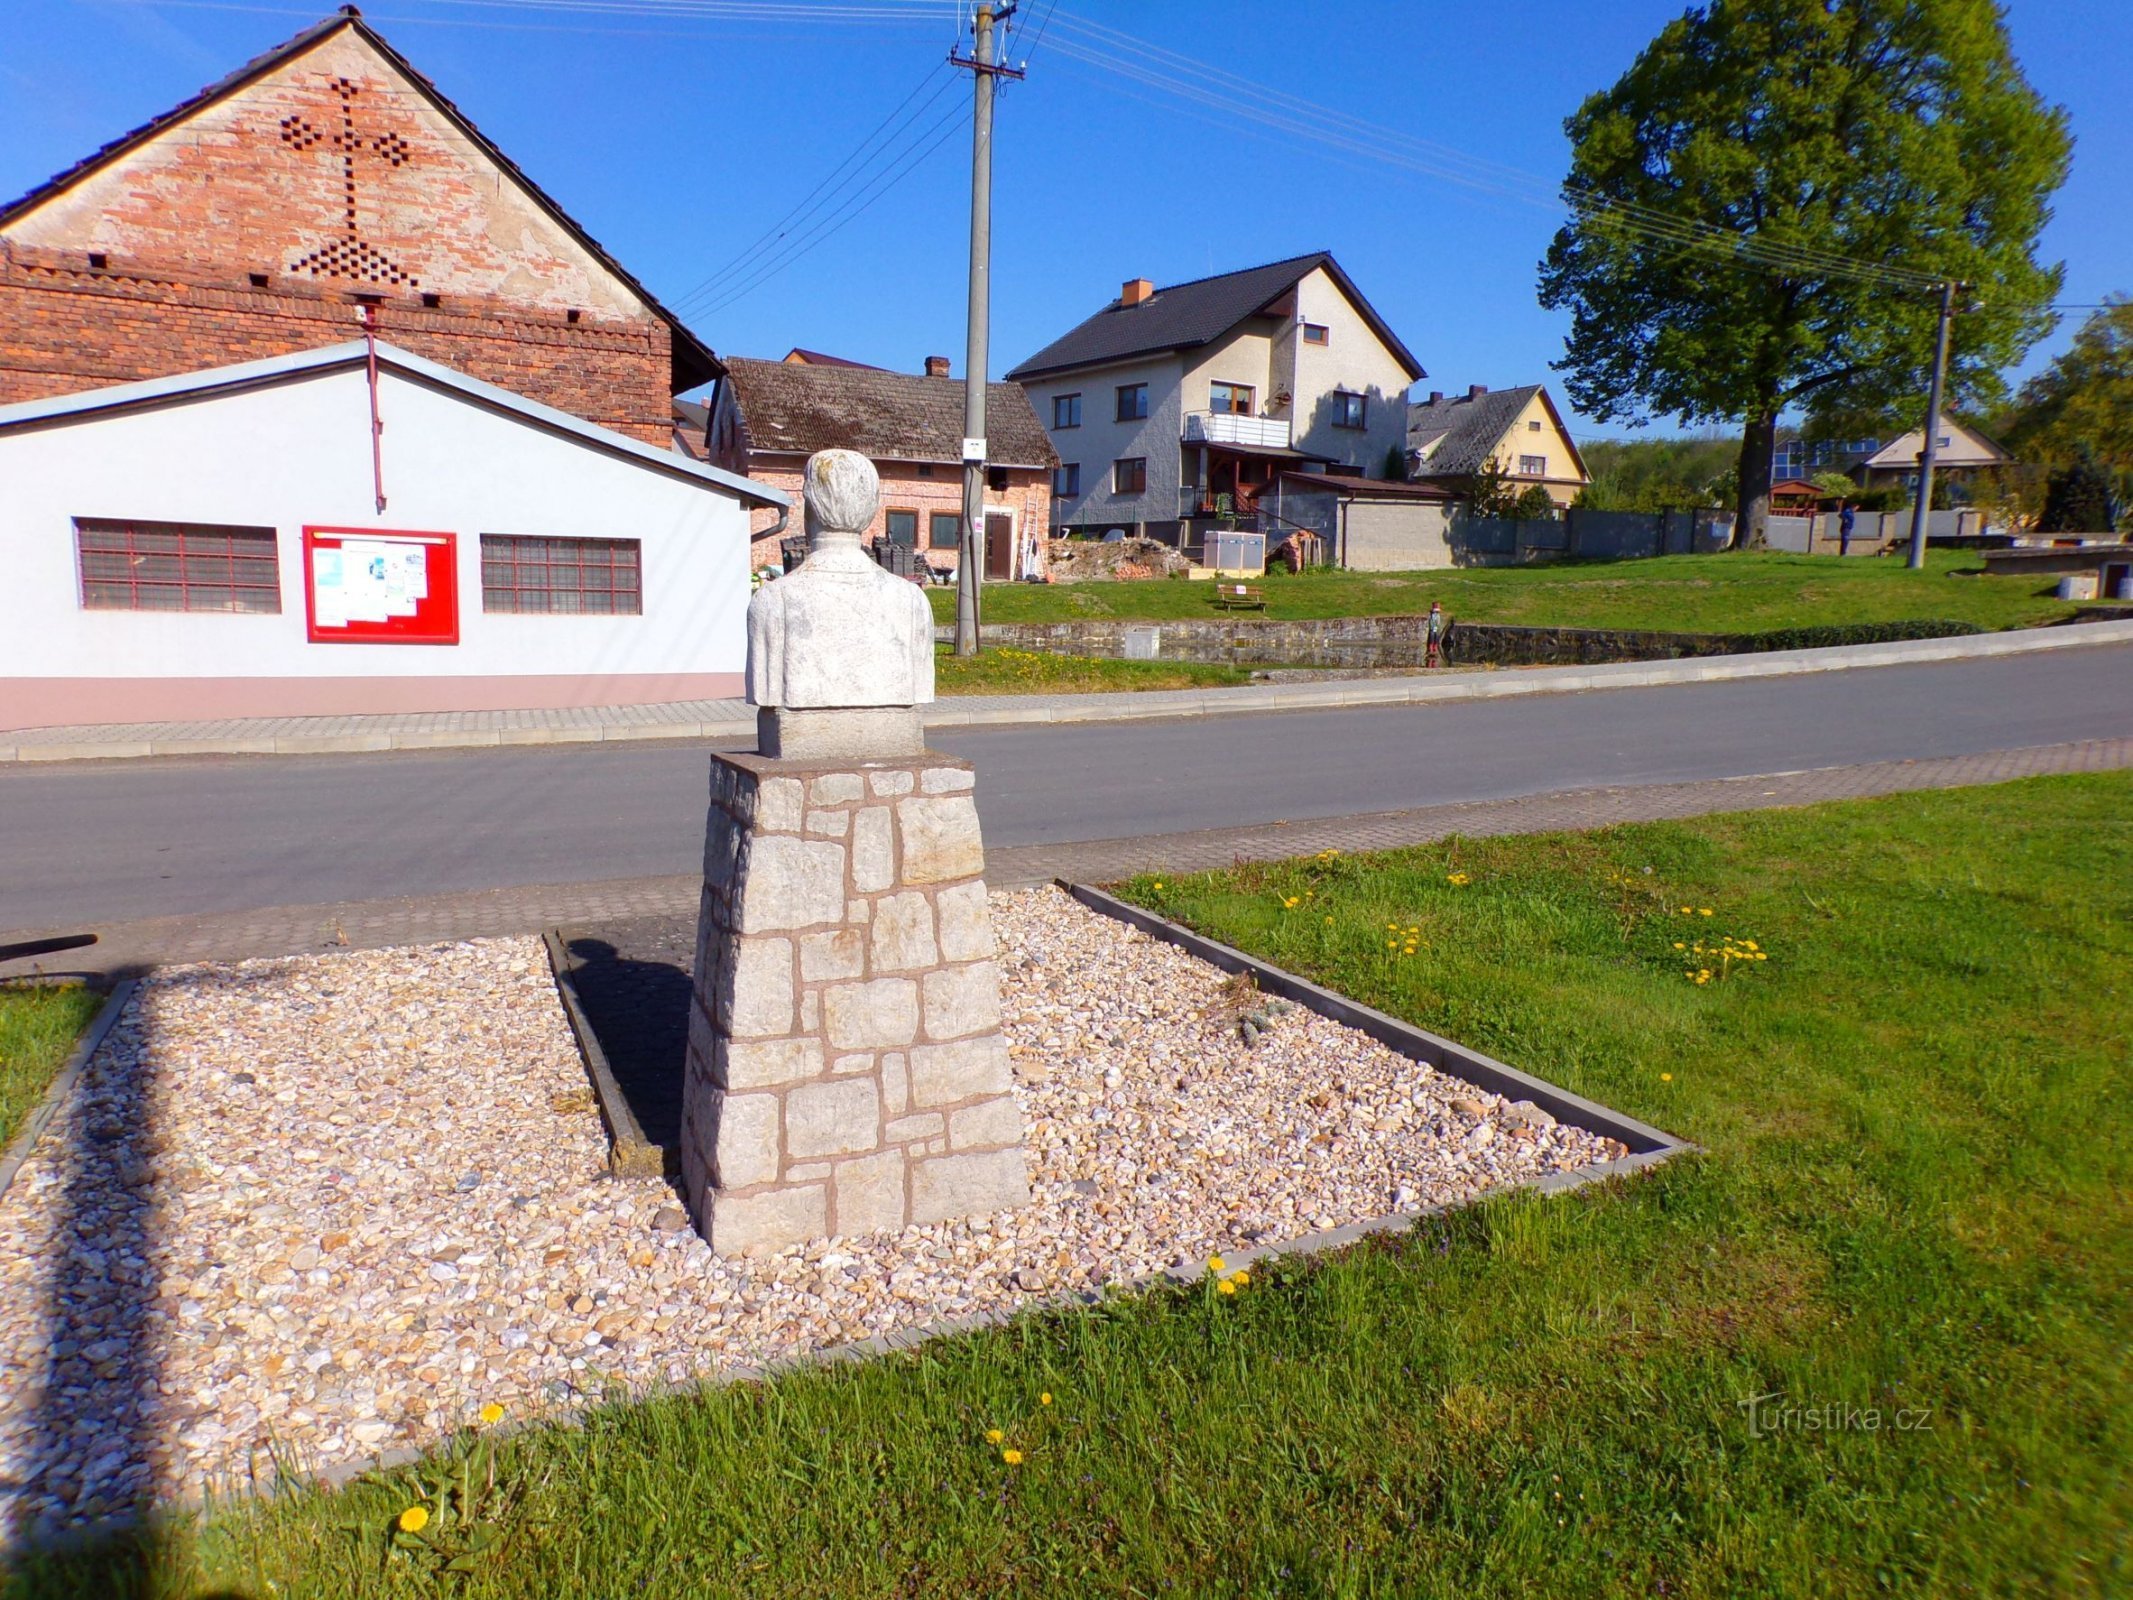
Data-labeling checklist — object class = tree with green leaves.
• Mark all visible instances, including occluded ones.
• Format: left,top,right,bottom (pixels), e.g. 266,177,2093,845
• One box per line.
1466,455,1519,519
1538,0,2070,547
2003,298,2133,527
2036,457,2118,534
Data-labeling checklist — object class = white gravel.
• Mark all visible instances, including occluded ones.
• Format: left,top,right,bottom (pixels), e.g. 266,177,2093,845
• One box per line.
0,886,1627,1530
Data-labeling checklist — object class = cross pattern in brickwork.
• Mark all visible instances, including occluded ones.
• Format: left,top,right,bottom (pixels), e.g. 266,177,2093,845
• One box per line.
279,76,418,287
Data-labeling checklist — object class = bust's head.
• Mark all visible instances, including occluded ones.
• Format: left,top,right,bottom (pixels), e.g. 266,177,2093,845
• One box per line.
803,449,879,551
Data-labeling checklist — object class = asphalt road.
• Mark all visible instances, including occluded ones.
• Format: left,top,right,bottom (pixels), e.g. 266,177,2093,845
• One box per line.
2,643,2129,933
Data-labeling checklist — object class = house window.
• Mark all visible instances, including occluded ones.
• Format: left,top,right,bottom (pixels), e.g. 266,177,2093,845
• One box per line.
1210,381,1255,416
1053,463,1081,497
987,465,1010,492
1053,393,1082,429
1115,383,1148,422
1301,323,1329,346
1518,454,1547,476
480,534,641,614
929,512,962,550
75,518,281,613
1113,457,1146,495
885,510,919,547
1332,391,1367,429
1527,419,1542,431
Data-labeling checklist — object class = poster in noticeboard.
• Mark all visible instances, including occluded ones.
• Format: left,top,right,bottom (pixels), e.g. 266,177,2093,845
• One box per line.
303,527,459,644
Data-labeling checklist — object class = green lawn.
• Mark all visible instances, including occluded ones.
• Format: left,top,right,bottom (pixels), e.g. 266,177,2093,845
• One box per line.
935,549,2085,634
934,645,1253,695
14,776,2130,1598
0,984,103,1151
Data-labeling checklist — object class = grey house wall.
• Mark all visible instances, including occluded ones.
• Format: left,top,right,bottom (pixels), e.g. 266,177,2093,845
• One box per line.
1019,355,1185,539
1278,486,1454,570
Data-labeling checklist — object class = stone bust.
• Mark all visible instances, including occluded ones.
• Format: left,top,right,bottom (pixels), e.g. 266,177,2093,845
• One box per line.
747,450,934,757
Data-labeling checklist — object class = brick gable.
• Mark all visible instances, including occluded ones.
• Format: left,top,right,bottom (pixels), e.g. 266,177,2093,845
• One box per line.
0,18,709,444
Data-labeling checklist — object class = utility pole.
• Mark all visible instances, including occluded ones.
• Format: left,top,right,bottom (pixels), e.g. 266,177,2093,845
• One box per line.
1907,279,1961,570
950,3,1022,656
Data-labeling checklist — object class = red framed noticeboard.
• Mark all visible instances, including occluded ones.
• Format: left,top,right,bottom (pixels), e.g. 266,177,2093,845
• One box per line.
302,527,459,645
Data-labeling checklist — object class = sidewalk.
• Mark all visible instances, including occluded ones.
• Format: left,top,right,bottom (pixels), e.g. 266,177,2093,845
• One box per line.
21,735,2129,974
6,617,2130,764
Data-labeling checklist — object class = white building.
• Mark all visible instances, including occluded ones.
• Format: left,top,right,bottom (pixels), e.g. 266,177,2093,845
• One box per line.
0,340,784,731
1008,253,1424,550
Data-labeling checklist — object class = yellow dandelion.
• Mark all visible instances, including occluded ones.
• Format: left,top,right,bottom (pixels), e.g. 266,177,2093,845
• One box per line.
1680,907,1693,915
1216,1278,1238,1296
1387,940,1398,948
1324,916,1334,925
478,1401,504,1426
1699,907,1714,917
1232,1270,1250,1287
1039,1392,1053,1406
1660,1073,1673,1082
1152,881,1164,890
1207,1255,1226,1272
1282,896,1299,908
1672,941,1685,950
397,1505,429,1534
984,1428,1004,1445
1002,1448,1024,1465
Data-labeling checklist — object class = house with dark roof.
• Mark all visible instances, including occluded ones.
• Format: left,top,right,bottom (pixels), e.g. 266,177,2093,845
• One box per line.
1405,384,1590,510
1856,418,2013,495
1008,253,1425,547
0,6,715,445
709,356,1057,580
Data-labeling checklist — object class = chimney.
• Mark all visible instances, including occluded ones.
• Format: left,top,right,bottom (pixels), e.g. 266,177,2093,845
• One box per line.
1467,384,1488,400
924,355,951,377
1121,277,1154,307
1427,390,1444,405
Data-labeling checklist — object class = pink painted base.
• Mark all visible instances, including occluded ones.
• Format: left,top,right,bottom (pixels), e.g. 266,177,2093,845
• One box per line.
0,672,747,732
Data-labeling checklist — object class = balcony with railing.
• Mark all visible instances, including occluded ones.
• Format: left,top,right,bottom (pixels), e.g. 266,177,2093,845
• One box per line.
1182,410,1292,450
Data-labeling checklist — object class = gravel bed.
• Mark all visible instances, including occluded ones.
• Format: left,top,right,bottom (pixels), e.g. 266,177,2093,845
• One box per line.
0,887,1627,1532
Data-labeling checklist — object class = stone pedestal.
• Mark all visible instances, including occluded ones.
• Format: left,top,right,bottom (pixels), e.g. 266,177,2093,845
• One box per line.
680,750,1030,1256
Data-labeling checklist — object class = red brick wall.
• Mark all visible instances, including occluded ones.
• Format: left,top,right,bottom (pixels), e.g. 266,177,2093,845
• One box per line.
0,29,680,444
743,460,1054,578
0,247,676,445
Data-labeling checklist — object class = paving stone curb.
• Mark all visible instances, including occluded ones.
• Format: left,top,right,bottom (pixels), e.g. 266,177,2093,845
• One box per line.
0,981,137,1209
541,930,666,1180
5,618,2128,764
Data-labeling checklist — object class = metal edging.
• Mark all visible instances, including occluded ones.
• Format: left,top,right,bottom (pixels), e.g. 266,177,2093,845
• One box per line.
541,929,667,1180
0,979,139,1207
1059,879,1691,1160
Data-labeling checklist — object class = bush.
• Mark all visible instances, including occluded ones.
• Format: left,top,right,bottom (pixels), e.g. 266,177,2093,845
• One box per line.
1740,619,1983,653
2037,458,2117,533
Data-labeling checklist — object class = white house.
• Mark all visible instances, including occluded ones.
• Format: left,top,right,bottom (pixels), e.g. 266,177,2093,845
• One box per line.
1008,253,1425,548
0,340,784,731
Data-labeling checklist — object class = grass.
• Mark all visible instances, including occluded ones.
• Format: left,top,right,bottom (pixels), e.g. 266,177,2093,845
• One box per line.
933,645,1253,695
11,775,2131,1597
931,549,2086,634
0,984,103,1151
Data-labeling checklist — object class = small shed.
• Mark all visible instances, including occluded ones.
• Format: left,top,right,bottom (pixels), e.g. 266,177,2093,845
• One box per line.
0,340,785,731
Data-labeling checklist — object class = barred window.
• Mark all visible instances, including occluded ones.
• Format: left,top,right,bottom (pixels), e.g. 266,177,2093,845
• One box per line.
75,518,281,613
480,534,642,614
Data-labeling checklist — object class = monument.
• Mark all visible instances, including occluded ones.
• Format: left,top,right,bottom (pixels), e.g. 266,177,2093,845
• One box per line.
679,450,1030,1256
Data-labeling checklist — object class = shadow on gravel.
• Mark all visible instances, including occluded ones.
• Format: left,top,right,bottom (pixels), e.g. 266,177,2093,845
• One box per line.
558,920,696,1155
0,976,268,1600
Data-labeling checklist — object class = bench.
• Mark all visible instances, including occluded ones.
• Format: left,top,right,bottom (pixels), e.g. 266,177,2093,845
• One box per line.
1210,583,1266,611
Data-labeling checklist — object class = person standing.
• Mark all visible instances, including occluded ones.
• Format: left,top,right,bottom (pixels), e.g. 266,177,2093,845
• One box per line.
1838,500,1856,557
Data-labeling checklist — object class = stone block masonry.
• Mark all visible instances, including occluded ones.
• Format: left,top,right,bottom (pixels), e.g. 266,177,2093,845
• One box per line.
680,751,1029,1255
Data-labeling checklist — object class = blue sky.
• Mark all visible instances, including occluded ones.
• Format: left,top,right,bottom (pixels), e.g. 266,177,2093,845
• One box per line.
4,0,2126,441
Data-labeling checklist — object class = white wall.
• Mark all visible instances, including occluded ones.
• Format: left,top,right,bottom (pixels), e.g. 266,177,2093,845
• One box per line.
1289,266,1415,476
0,365,753,722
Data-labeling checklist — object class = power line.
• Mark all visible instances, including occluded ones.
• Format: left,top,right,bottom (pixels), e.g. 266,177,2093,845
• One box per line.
670,61,956,314
1045,18,1953,297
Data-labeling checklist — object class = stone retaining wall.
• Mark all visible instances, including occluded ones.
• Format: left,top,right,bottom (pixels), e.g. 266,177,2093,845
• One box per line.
972,613,1981,669
680,751,1029,1257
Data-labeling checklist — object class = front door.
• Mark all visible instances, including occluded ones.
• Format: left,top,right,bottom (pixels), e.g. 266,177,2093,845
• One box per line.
984,513,1013,579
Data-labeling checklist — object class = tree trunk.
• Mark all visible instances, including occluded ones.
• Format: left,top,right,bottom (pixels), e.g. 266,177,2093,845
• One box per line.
1736,413,1777,550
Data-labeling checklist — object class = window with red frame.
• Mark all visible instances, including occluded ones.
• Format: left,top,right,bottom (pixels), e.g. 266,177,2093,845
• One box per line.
480,534,642,615
75,518,282,613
